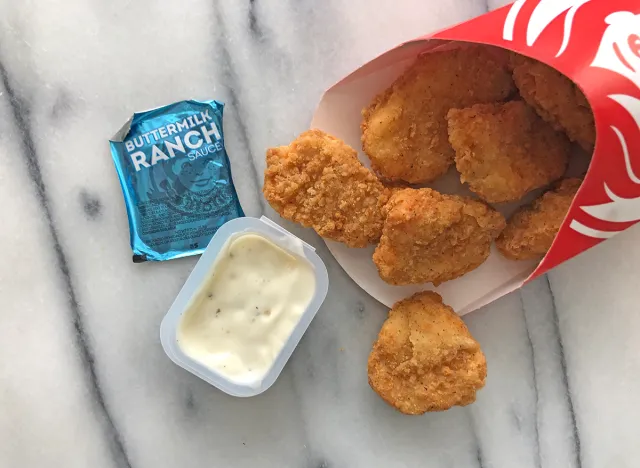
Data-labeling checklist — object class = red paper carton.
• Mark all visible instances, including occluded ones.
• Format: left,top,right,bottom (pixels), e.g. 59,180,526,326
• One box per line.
311,0,640,314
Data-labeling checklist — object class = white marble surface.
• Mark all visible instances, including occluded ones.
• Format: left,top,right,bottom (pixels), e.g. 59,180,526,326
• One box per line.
0,1,639,467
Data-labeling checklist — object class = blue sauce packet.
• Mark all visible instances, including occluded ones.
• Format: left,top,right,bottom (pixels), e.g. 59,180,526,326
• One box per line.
110,100,244,262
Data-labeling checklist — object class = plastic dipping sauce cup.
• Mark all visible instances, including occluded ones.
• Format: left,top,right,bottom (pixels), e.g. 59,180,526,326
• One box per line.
160,216,329,397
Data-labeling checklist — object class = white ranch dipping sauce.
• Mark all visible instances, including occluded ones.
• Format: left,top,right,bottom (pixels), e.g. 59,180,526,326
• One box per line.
177,233,316,385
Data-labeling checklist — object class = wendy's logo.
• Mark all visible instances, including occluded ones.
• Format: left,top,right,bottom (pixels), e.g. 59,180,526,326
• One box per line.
574,10,640,239
147,155,233,217
591,11,640,87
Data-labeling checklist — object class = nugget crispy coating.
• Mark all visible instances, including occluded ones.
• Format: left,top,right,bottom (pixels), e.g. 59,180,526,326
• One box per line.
373,188,505,286
497,178,582,260
368,291,487,415
447,101,570,203
511,54,595,152
361,44,515,184
263,130,390,247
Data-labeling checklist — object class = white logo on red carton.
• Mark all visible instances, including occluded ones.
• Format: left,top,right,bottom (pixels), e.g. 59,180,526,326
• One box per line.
591,12,640,87
570,93,640,238
501,1,640,241
503,0,591,56
571,11,640,239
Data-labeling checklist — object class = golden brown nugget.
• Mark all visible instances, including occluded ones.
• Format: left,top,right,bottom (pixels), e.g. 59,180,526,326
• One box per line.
361,44,515,184
511,54,595,152
497,178,582,260
368,291,487,415
447,101,570,203
264,129,390,248
373,188,505,286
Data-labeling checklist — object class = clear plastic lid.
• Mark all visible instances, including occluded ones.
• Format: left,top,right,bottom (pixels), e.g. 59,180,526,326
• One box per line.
160,216,329,397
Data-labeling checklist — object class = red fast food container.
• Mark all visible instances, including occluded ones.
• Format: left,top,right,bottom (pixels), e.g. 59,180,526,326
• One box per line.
311,0,640,314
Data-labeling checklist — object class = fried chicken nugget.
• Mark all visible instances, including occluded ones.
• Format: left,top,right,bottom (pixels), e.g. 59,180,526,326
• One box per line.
368,291,487,415
447,101,570,203
361,44,515,184
511,54,595,152
373,188,505,286
264,129,390,247
496,178,582,260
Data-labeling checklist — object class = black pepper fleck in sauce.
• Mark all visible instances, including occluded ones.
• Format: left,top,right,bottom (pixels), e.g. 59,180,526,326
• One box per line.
176,233,317,385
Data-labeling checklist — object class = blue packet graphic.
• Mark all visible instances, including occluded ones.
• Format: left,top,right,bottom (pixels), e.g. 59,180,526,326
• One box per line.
110,99,244,262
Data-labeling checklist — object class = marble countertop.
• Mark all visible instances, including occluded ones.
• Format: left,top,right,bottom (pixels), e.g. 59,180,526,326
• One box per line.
1,1,639,467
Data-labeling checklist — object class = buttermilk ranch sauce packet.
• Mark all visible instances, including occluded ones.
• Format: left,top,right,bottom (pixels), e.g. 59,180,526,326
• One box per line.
110,100,244,262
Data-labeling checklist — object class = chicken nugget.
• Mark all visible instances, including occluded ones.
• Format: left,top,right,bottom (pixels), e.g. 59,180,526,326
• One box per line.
511,53,595,152
361,44,515,184
373,188,505,286
447,101,570,203
368,291,487,415
264,129,390,247
496,178,582,260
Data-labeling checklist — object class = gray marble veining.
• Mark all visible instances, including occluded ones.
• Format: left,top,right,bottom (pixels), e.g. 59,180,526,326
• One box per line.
0,1,639,467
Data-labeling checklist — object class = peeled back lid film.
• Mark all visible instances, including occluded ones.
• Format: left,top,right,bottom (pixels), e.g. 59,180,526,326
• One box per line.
110,99,244,262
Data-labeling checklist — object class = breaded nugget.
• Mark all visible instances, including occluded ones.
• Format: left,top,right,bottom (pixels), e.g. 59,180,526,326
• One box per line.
447,101,570,203
263,130,390,248
368,291,487,415
373,188,505,285
497,178,582,260
511,54,595,152
361,44,515,184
